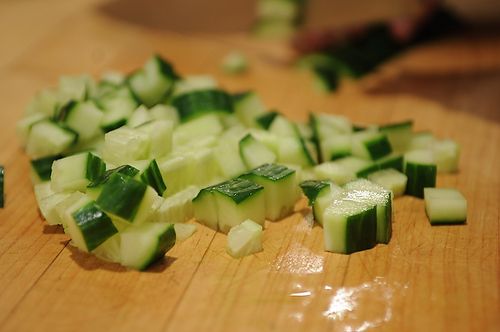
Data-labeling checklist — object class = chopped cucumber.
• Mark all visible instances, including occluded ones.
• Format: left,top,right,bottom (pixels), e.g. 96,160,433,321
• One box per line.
239,134,277,169
408,131,435,150
404,149,437,198
127,105,151,128
156,186,199,223
300,180,344,226
345,179,393,244
66,200,118,252
172,89,233,122
30,155,61,182
192,185,219,230
174,223,197,242
120,222,176,270
433,139,460,173
173,113,224,146
102,127,151,165
92,234,121,264
424,188,467,224
96,173,160,224
60,101,104,142
213,136,248,179
241,163,299,220
140,160,166,196
256,111,280,130
367,168,408,197
16,113,47,146
26,120,77,159
233,91,267,127
378,120,413,152
173,75,218,96
323,198,377,254
51,152,106,192
135,119,173,159
221,52,248,75
351,130,392,161
227,219,263,258
128,55,179,107
313,161,356,186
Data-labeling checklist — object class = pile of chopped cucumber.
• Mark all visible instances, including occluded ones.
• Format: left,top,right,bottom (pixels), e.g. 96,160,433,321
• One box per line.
18,54,466,270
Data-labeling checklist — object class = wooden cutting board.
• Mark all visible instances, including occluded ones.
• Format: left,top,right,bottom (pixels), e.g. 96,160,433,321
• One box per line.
0,1,498,331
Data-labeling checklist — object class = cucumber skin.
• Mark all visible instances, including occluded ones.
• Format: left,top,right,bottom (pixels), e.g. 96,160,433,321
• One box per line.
0,166,4,208
142,224,176,271
85,153,106,182
96,173,147,222
215,178,264,204
299,180,330,205
172,89,234,122
365,135,392,160
31,155,62,181
345,206,377,254
140,160,167,196
405,163,436,198
257,111,279,130
88,165,140,188
72,201,118,251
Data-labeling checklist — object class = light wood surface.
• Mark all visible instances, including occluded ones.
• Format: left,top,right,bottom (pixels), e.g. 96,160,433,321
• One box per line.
0,1,499,331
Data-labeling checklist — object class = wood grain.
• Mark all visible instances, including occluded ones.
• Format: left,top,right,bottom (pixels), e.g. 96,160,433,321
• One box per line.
0,1,498,331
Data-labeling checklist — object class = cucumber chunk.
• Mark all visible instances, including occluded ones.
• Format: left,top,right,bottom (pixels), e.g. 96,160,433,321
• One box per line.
227,219,263,258
313,161,356,186
192,185,219,230
67,200,118,252
16,113,47,147
128,55,179,107
323,198,377,254
51,152,106,192
173,113,224,146
256,111,279,130
136,119,173,159
96,173,161,224
378,120,413,153
140,160,167,196
233,91,267,127
300,180,344,226
26,120,78,159
156,186,199,223
241,163,299,221
120,222,176,270
367,168,408,197
62,101,104,142
214,178,265,233
172,89,233,122
173,75,218,97
433,139,460,173
345,179,393,244
174,223,197,242
404,150,436,198
239,134,277,169
351,130,392,161
424,188,467,224
30,155,62,182
102,127,151,165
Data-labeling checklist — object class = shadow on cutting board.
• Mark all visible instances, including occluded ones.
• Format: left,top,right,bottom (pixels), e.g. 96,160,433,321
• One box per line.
65,242,178,273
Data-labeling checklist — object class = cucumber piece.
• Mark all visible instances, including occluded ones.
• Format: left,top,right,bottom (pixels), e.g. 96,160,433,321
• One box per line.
97,86,138,132
51,152,106,192
58,75,95,103
221,52,248,75
367,168,407,197
16,113,47,146
26,120,78,159
375,153,404,172
173,113,224,146
140,160,166,196
158,155,192,196
309,112,352,162
233,91,267,127
321,134,352,161
300,180,344,226
102,127,151,165
269,115,296,137
213,135,248,179
127,105,152,128
256,111,279,130
39,191,72,225
87,164,139,188
149,104,180,127
67,200,118,252
355,162,380,178
60,101,103,142
25,88,59,117
96,173,161,224
313,161,356,186
30,155,62,182
345,179,393,244
408,131,435,150
0,166,4,208
379,120,413,152
433,139,459,173
227,219,263,258
156,185,199,223
214,178,265,233
323,198,377,254
92,233,121,264
172,89,233,122
241,163,299,220
192,185,219,230
239,134,277,169
173,75,218,96
424,188,467,224
128,55,179,107
120,222,176,270
351,130,392,160
174,223,197,242
136,119,173,158
404,150,437,198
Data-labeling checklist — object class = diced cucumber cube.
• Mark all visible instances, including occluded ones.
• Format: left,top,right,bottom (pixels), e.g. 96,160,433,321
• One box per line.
193,185,219,231
26,121,77,159
300,180,344,226
351,130,392,160
367,168,408,197
139,160,166,196
227,219,263,258
173,114,224,146
174,223,197,242
241,163,299,221
424,188,467,224
404,149,436,198
120,222,176,270
173,75,218,96
378,120,413,153
102,127,151,165
313,162,356,186
432,139,460,173
156,186,199,223
51,152,106,192
239,134,277,169
136,119,173,159
16,113,47,146
172,89,233,123
233,91,267,128
64,101,103,142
